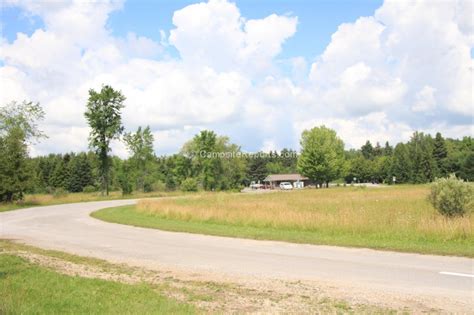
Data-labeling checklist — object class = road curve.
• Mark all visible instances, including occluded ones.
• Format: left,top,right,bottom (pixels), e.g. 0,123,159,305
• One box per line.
1,200,473,308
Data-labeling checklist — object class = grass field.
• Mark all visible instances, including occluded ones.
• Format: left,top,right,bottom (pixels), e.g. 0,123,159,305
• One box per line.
0,190,185,213
0,254,195,314
92,186,473,257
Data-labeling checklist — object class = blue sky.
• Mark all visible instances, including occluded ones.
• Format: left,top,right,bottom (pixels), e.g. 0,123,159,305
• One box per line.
0,0,472,156
2,0,383,62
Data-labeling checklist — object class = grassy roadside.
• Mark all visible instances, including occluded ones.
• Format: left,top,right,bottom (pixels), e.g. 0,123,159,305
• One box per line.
0,190,187,213
0,240,401,313
92,186,473,257
0,248,195,314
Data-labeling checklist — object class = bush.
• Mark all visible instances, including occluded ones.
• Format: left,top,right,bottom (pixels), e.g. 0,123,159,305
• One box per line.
152,180,166,192
82,185,96,193
119,179,133,195
180,178,199,192
52,188,68,198
143,181,153,193
429,174,474,217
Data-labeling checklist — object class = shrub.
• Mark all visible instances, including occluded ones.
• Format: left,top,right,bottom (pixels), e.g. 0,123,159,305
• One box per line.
44,186,55,194
52,188,68,198
152,180,166,192
429,174,474,217
82,185,96,193
180,178,199,192
119,179,133,195
143,181,153,193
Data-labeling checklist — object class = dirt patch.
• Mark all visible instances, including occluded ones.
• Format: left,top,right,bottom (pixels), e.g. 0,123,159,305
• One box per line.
2,249,456,314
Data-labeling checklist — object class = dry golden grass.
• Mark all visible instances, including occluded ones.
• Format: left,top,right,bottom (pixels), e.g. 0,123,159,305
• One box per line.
137,186,473,242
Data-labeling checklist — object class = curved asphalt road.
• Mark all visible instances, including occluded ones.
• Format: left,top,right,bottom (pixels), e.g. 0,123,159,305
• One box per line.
1,200,473,308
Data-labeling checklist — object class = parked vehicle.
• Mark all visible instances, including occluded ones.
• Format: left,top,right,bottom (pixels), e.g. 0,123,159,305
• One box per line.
250,183,264,189
279,182,293,190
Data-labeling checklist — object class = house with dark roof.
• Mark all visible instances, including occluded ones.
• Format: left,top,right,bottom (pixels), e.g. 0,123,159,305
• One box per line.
263,173,310,189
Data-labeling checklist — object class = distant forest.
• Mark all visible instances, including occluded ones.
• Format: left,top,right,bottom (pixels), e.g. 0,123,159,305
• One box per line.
27,131,472,195
1,86,472,201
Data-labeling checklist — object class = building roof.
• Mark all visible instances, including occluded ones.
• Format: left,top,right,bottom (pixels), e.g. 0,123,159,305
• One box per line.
263,174,309,182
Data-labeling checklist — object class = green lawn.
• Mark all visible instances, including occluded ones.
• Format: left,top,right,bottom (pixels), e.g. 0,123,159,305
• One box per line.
0,254,195,314
92,186,473,257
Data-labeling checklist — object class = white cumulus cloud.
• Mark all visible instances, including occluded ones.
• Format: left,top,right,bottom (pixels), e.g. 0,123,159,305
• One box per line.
0,0,472,157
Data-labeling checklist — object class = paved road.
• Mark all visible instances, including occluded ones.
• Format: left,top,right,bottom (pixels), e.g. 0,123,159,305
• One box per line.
1,200,473,308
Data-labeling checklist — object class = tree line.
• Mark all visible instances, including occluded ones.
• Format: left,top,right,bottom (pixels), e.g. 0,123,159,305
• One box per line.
1,85,472,201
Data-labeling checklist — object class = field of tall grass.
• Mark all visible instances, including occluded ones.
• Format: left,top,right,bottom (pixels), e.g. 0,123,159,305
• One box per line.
94,185,473,256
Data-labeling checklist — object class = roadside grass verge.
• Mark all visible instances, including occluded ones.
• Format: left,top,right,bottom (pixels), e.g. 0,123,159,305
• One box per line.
0,240,401,313
0,190,186,213
0,254,195,314
92,186,473,257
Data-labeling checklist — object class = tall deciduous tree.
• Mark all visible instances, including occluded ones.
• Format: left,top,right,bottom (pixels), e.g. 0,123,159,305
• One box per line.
297,126,345,187
408,132,437,183
183,130,221,190
84,85,125,195
0,101,45,202
391,143,412,183
123,126,155,192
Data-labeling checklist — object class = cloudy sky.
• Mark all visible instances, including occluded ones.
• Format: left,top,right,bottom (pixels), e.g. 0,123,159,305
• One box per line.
1,0,472,157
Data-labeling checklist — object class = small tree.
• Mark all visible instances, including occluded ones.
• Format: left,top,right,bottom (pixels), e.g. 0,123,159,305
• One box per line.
429,174,473,217
118,160,133,195
84,85,125,196
180,177,199,192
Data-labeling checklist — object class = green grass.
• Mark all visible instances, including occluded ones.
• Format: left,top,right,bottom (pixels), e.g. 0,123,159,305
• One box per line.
0,240,401,313
0,190,186,213
0,254,195,314
92,186,473,257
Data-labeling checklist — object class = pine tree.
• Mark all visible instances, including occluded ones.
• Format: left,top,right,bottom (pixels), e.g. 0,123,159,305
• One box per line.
50,157,69,189
373,142,383,157
383,141,393,156
68,153,94,192
361,140,374,160
247,153,268,182
433,132,448,177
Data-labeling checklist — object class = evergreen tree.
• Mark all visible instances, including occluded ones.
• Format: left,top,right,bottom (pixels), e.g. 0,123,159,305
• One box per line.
373,142,383,157
50,157,69,189
433,132,448,177
383,141,393,156
68,153,94,192
247,153,268,182
459,151,474,181
361,140,374,160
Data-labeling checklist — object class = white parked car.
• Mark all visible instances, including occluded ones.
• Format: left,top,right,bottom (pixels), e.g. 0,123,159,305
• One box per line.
250,183,264,189
279,182,293,190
